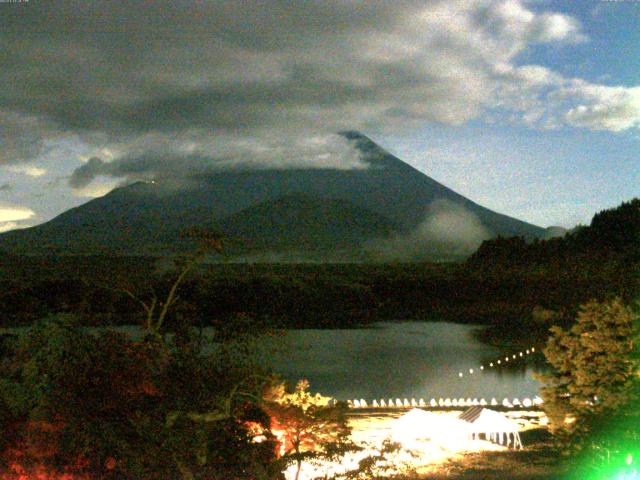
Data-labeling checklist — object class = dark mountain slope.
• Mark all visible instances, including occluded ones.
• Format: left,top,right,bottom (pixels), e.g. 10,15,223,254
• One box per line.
219,194,397,253
0,132,545,258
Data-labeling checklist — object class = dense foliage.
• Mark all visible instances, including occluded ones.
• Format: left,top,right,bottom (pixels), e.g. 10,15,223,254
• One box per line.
539,298,640,477
0,314,279,479
471,199,640,266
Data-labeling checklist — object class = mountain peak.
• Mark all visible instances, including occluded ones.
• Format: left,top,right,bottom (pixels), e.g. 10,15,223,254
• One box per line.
339,130,368,140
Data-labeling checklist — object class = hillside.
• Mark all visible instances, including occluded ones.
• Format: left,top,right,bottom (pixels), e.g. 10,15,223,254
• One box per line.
219,194,397,256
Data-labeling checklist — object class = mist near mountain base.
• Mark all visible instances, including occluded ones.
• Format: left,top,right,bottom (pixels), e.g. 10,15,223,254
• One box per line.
367,200,491,261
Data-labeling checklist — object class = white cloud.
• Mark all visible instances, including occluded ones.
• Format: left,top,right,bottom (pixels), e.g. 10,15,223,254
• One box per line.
532,12,586,43
69,132,370,187
0,205,35,223
0,222,22,233
72,180,119,198
494,65,640,132
368,200,491,260
7,165,48,177
562,84,640,132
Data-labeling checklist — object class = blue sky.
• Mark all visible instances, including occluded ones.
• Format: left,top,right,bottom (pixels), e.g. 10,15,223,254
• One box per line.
381,112,640,227
381,0,640,227
0,0,639,232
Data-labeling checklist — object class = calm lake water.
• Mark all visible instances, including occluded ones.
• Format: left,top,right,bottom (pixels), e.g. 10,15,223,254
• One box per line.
259,322,542,401
1,321,542,401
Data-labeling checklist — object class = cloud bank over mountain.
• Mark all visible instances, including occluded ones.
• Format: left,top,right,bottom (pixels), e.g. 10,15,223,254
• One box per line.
0,1,637,172
68,134,369,188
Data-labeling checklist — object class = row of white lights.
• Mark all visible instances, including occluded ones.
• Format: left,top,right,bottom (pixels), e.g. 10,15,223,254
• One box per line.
349,396,543,409
458,347,536,378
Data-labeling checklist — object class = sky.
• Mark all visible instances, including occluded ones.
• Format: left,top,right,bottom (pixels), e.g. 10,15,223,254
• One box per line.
0,0,639,233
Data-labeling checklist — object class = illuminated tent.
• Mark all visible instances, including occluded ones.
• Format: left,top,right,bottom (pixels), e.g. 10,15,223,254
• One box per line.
392,408,523,450
392,408,471,447
458,406,523,449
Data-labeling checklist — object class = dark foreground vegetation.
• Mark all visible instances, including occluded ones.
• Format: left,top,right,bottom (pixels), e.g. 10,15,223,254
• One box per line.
0,314,374,479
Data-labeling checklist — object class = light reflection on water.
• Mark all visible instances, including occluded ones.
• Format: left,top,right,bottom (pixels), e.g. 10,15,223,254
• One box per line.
259,322,542,401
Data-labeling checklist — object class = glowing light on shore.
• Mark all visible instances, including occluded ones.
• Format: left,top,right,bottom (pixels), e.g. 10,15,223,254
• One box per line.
347,396,543,409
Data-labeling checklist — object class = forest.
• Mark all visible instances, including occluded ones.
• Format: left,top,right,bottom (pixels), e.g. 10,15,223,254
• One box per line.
1,199,638,346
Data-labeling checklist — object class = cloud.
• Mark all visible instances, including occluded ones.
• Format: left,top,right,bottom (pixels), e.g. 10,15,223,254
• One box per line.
0,112,48,165
0,204,35,234
68,133,368,187
0,2,583,131
494,65,640,131
0,0,636,186
0,205,35,223
69,157,106,189
368,200,491,261
71,180,120,198
562,83,640,132
0,222,22,233
7,165,48,177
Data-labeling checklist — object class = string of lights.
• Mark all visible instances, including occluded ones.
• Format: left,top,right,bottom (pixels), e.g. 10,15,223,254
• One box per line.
457,346,537,378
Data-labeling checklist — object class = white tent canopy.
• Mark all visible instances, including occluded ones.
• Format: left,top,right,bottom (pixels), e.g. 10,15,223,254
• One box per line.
458,406,523,448
392,407,523,449
392,408,461,443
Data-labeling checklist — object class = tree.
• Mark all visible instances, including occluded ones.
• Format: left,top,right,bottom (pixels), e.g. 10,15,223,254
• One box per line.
101,227,224,341
539,298,639,463
264,380,352,480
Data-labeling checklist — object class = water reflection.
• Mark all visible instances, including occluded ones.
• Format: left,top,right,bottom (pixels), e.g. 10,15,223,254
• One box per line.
259,322,543,400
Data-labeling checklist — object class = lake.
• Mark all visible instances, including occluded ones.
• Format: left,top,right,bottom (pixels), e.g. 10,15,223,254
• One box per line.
1,321,542,402
259,322,542,401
